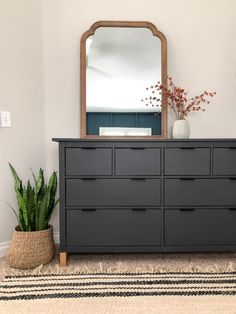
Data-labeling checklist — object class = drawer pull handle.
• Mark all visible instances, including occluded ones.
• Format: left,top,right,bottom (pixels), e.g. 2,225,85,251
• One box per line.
179,208,195,211
180,178,196,180
228,208,236,210
131,208,147,211
81,178,97,180
229,147,236,149
81,208,97,211
131,147,146,150
81,147,96,150
131,178,146,180
180,147,196,150
229,178,236,180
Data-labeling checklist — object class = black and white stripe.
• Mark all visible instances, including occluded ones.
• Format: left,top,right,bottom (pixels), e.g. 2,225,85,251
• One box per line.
1,272,236,300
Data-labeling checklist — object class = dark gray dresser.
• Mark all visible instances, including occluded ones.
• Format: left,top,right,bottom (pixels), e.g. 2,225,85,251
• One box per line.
53,139,236,265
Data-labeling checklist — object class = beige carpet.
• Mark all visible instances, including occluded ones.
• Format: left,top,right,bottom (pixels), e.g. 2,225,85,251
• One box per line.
1,296,236,314
1,252,236,279
1,252,236,313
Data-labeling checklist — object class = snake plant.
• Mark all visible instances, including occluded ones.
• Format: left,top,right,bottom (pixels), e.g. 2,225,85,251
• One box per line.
8,164,59,231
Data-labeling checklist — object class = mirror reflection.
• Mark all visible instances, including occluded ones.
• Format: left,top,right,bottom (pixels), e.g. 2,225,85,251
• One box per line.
86,27,162,136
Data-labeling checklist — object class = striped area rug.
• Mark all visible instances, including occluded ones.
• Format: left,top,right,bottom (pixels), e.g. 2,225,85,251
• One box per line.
1,271,236,301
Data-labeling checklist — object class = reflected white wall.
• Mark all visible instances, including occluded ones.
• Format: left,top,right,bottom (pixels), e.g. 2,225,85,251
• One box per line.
86,27,161,112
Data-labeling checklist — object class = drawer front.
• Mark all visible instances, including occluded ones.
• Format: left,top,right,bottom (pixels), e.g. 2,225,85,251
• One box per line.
115,148,161,175
66,209,162,246
65,148,112,176
164,148,210,175
165,179,236,206
213,148,236,175
165,208,236,246
66,179,161,207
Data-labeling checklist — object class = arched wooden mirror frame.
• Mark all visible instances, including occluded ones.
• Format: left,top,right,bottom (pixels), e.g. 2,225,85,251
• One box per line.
80,21,167,139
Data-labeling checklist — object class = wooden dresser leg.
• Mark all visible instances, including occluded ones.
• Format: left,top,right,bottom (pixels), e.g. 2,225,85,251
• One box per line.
59,252,68,266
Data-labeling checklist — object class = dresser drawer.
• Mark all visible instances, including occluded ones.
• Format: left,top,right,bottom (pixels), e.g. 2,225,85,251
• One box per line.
165,208,236,246
164,148,210,175
66,209,162,247
66,178,161,207
115,148,161,175
165,179,236,206
213,148,236,175
65,148,112,176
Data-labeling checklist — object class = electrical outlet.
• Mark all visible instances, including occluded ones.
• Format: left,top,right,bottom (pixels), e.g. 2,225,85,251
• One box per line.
0,111,11,128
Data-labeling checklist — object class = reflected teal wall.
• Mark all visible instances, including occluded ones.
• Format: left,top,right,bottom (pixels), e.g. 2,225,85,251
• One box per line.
86,112,161,135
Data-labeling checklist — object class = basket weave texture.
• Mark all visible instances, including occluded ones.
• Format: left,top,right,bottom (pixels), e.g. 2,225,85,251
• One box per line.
6,225,55,269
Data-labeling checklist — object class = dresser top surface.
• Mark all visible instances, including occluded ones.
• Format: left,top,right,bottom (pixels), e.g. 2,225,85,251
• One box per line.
52,138,236,143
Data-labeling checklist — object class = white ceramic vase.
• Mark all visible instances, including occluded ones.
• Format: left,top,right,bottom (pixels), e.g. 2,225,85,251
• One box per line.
172,119,190,139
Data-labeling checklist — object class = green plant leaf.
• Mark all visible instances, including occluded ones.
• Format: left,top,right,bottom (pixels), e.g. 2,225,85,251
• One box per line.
35,168,44,195
35,203,39,231
26,182,36,231
9,164,58,231
46,198,59,226
16,191,29,230
48,172,57,211
7,202,23,230
30,168,37,186
38,187,50,230
9,163,23,195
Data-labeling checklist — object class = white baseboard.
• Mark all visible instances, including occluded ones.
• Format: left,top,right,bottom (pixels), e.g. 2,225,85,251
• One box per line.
53,232,60,244
0,232,60,258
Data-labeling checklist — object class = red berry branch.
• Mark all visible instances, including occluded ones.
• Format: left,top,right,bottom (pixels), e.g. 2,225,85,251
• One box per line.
141,77,216,120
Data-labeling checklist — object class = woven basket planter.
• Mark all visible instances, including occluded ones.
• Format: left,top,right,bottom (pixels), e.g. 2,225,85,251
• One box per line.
6,225,55,269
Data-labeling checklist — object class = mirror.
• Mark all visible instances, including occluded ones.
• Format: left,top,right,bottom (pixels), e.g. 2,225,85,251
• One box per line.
80,21,167,138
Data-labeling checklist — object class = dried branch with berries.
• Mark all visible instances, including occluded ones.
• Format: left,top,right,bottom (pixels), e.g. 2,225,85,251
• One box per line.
141,77,216,120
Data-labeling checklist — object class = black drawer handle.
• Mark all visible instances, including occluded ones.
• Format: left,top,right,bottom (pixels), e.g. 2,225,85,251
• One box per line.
229,178,236,180
131,178,146,180
228,208,236,211
180,147,196,150
81,178,97,180
131,208,147,211
180,178,196,180
229,147,236,149
131,147,146,150
81,147,96,150
179,208,195,211
81,208,97,211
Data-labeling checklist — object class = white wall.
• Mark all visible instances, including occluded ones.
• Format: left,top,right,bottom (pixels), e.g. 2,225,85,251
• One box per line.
42,0,236,142
1,0,236,251
0,0,46,252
